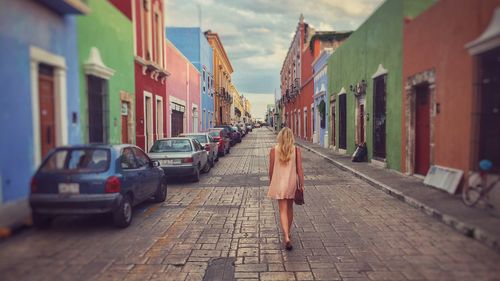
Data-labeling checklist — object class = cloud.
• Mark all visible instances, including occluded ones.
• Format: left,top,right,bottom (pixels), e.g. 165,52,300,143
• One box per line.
165,0,383,110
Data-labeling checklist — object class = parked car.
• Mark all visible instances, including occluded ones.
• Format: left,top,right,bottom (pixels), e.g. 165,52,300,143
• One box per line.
246,124,253,132
215,125,240,145
232,126,243,142
29,144,166,228
208,128,231,156
236,124,246,136
148,138,209,182
179,133,218,167
254,123,261,128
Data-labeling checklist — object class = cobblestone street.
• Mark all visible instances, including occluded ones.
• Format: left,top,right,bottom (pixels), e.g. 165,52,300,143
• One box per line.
1,129,499,281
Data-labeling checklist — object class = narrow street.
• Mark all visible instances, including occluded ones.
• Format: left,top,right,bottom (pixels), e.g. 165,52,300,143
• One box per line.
1,129,499,281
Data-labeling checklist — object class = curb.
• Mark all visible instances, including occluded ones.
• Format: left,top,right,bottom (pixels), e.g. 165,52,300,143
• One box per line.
296,142,500,253
0,218,32,240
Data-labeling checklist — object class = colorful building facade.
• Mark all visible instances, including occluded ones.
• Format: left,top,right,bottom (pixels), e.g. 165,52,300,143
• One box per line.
166,27,214,131
205,30,233,125
0,0,87,225
327,0,434,171
166,40,201,136
77,0,135,145
131,0,169,151
312,49,333,148
402,0,500,192
281,15,351,141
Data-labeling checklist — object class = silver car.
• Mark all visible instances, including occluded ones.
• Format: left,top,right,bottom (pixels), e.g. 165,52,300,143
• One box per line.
148,138,208,182
179,133,219,169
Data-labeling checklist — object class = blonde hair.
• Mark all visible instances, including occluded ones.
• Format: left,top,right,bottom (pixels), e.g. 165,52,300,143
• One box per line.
276,127,295,164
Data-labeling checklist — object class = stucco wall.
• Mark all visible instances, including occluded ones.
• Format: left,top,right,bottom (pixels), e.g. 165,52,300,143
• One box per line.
0,0,80,203
77,0,135,145
402,0,500,174
328,0,435,171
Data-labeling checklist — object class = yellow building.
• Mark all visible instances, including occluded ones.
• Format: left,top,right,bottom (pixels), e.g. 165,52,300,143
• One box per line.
244,98,252,123
204,30,233,125
230,84,244,123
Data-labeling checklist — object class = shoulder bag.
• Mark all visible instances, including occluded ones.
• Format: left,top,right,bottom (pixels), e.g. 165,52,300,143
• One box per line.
294,147,304,205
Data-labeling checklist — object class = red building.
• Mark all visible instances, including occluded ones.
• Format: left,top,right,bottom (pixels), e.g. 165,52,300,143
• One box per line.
281,15,350,141
402,0,500,194
124,0,169,151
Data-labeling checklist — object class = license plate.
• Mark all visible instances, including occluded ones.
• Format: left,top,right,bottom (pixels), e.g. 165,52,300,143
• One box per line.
161,159,177,165
58,183,79,194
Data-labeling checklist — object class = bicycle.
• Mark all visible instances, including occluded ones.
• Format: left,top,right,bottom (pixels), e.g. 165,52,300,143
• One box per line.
462,160,500,215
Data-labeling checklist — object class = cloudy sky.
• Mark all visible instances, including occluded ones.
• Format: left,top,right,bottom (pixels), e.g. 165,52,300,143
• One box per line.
165,0,384,119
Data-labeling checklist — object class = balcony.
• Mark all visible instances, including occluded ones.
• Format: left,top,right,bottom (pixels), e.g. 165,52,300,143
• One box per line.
38,0,90,15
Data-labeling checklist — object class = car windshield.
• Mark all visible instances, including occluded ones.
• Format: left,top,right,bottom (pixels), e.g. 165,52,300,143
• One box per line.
150,139,192,152
185,135,207,144
40,148,110,173
209,130,221,137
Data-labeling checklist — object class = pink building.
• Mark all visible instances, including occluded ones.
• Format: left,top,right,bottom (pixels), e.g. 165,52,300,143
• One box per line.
166,40,201,137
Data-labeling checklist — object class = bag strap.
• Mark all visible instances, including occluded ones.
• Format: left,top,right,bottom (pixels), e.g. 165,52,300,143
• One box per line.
295,146,300,186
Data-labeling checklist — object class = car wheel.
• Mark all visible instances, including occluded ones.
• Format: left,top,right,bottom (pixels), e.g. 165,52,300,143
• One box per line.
32,212,52,229
113,194,133,228
153,177,167,203
202,159,211,173
192,166,201,182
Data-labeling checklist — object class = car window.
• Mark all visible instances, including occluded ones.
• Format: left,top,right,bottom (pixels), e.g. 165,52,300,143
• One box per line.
40,148,110,173
150,139,192,152
192,140,201,151
208,130,221,137
208,135,215,143
121,147,138,169
133,148,151,167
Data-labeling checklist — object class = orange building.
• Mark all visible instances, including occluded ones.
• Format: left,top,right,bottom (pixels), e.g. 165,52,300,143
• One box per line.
204,30,233,125
402,0,500,192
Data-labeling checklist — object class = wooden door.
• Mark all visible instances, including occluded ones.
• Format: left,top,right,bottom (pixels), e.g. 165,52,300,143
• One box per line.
87,75,107,143
339,94,347,149
38,64,56,159
331,101,336,146
358,103,365,144
122,115,128,143
415,85,430,175
373,75,387,159
171,110,184,137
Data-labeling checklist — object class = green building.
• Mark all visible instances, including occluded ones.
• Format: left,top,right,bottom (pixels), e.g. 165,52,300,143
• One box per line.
77,0,135,144
328,0,435,171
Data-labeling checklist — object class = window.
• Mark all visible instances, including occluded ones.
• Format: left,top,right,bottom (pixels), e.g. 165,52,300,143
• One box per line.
41,148,110,173
192,140,202,151
150,139,192,152
133,147,151,167
477,47,500,170
121,147,138,170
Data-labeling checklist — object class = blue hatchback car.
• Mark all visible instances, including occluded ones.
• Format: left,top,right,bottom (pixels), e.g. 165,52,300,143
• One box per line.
29,144,166,228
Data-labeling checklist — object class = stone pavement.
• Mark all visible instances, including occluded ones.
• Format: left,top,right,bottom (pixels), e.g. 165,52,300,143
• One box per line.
293,137,500,253
0,129,499,281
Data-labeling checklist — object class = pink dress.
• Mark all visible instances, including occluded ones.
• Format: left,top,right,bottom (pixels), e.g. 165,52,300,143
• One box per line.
267,146,297,199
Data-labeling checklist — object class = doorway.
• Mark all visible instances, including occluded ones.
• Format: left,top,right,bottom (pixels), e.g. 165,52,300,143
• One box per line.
121,101,129,143
339,94,347,150
156,97,163,139
38,64,56,159
87,75,108,143
415,84,431,175
373,75,387,159
171,103,185,137
331,99,336,147
144,94,153,151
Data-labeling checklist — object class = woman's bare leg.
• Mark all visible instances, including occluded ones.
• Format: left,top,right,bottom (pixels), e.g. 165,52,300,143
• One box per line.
287,199,294,234
278,199,290,242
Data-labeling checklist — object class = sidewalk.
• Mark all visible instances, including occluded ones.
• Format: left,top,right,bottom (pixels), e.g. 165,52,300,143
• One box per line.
294,138,500,253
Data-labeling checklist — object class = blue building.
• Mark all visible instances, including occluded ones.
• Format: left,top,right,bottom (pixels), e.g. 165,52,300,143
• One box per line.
166,27,214,131
312,49,333,148
0,0,87,227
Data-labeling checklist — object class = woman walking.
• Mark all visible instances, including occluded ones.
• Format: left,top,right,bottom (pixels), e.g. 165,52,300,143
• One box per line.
268,127,304,250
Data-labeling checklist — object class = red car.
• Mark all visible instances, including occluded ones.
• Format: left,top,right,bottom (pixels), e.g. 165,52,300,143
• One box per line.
208,128,231,156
